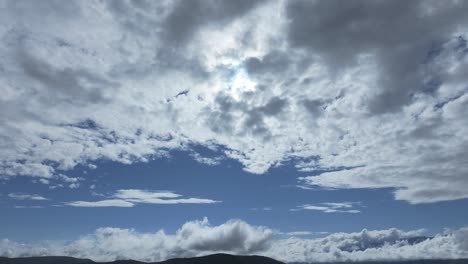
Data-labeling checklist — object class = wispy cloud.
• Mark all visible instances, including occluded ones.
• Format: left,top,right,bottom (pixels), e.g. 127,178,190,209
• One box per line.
251,207,272,211
65,189,220,207
65,199,134,208
190,152,224,166
8,193,48,201
13,205,44,209
291,202,362,213
285,231,314,236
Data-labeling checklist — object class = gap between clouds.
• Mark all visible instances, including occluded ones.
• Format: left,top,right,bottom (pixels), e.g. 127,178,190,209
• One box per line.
1,218,468,263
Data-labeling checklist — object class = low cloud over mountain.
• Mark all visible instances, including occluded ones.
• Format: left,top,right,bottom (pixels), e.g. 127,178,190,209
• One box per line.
1,219,467,263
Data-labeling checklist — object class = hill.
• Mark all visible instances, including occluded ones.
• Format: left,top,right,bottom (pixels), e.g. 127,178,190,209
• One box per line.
0,254,284,264
1,254,468,264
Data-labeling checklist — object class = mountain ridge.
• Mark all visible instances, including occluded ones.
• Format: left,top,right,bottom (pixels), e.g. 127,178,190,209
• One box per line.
0,253,284,264
1,254,468,264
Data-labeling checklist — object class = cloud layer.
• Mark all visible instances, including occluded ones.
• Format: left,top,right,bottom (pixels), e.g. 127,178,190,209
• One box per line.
1,0,468,203
1,218,468,263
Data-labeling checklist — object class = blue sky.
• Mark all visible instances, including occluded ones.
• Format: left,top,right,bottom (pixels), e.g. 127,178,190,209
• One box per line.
2,148,468,242
1,0,468,262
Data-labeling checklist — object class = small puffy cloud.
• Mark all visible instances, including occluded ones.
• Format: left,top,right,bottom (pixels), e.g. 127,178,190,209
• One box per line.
291,202,361,213
8,193,48,201
65,189,219,207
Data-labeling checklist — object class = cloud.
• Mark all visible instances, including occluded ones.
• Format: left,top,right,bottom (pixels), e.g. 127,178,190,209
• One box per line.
65,189,219,207
267,228,468,263
13,205,44,209
291,202,362,213
0,0,468,204
0,218,273,262
8,193,48,201
65,199,134,208
284,231,314,236
251,207,273,211
190,152,224,166
1,219,468,262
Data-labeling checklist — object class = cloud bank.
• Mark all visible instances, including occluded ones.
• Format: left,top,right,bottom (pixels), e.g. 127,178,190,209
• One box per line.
1,0,468,203
0,218,273,262
1,218,467,263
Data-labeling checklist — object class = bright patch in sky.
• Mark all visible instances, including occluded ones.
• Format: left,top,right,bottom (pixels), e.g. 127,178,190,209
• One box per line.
229,68,257,99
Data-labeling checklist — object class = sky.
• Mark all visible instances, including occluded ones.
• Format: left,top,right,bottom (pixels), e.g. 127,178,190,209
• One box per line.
1,0,468,262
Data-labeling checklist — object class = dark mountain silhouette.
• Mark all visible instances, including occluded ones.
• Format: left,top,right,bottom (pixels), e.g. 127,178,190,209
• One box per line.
0,254,284,264
0,256,95,264
291,260,468,264
1,254,468,264
158,254,284,264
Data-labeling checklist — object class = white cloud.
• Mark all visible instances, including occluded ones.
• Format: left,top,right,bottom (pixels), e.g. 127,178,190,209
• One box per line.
0,218,273,262
1,219,467,263
267,228,468,263
284,231,314,236
13,205,44,209
190,152,223,166
114,189,182,200
65,189,219,207
0,1,468,203
8,193,48,201
65,199,134,208
291,202,361,213
251,207,273,211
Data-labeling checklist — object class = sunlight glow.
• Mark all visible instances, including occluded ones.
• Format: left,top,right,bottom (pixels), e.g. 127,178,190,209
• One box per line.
229,67,257,100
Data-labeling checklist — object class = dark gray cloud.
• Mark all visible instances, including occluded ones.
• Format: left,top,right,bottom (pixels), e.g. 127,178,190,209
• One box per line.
301,99,325,118
244,51,290,76
162,0,265,44
286,0,468,114
205,94,288,139
18,51,115,105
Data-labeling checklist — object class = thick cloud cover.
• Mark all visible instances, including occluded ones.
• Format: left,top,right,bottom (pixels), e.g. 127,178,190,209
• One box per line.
1,218,468,263
1,0,468,203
